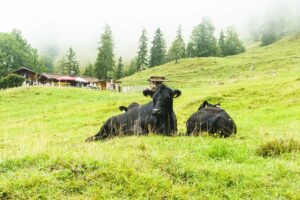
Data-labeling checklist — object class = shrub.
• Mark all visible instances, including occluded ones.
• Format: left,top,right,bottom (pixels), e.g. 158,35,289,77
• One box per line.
0,74,25,89
257,138,300,157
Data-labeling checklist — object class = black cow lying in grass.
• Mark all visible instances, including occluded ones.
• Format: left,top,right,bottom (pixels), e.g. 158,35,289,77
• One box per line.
186,101,237,137
86,85,181,141
119,102,140,112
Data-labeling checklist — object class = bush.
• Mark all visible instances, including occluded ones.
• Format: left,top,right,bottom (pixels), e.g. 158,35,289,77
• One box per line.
257,138,300,157
0,74,25,89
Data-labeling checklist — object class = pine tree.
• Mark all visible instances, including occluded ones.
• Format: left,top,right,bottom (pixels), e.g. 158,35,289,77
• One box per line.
218,30,226,56
65,48,79,75
261,21,277,46
56,56,68,75
136,28,148,70
168,25,186,63
124,58,138,76
149,28,166,67
115,57,123,79
186,42,194,58
189,18,218,57
94,24,114,79
84,64,94,76
223,27,245,56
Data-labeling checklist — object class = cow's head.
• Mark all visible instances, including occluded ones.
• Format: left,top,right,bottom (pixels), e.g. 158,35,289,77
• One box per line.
198,100,220,111
143,85,181,116
119,102,140,112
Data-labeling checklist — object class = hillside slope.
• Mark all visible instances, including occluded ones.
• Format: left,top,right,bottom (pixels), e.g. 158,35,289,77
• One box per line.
0,34,299,199
122,33,300,87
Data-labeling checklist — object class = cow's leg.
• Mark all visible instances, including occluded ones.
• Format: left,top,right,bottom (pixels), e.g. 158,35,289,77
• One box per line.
169,113,177,135
85,125,109,142
186,121,194,136
186,120,202,136
134,119,149,136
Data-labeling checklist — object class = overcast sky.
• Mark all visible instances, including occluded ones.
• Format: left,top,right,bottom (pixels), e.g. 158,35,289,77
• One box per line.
0,0,297,63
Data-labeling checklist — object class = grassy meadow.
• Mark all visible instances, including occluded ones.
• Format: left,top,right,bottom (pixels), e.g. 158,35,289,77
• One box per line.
0,34,299,199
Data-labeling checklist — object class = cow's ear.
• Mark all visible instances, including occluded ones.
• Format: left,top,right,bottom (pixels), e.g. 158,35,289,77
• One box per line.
143,89,155,97
173,90,181,98
198,101,207,111
119,106,128,112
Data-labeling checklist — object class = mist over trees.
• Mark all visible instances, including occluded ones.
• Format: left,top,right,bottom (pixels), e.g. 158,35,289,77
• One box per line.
40,45,59,73
2,1,300,80
0,20,246,79
247,1,300,46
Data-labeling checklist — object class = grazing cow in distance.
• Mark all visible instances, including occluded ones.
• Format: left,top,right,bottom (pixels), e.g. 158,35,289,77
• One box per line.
86,85,181,142
119,102,140,112
186,101,236,137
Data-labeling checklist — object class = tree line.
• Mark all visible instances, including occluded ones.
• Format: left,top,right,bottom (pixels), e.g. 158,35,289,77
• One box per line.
89,18,245,79
0,17,275,80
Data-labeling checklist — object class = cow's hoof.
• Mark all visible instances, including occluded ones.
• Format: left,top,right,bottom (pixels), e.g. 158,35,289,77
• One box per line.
85,136,95,142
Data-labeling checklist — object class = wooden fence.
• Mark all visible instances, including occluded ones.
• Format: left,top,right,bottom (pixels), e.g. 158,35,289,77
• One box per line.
121,85,148,93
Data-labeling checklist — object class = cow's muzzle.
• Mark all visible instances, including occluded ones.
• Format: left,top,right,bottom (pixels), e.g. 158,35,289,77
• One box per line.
152,108,161,115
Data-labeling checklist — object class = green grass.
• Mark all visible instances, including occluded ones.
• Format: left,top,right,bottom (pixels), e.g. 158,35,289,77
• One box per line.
0,34,300,199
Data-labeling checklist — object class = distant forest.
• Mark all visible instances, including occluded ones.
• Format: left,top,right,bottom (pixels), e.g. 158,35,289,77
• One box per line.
1,15,299,79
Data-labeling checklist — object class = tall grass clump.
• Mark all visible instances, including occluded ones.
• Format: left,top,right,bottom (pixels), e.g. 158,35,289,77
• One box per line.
257,138,300,157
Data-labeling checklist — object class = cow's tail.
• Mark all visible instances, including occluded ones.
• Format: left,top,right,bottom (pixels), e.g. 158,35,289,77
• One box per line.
85,125,108,142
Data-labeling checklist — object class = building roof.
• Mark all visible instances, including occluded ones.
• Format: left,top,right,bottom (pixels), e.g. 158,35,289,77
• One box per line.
57,76,76,81
14,67,37,74
39,73,61,80
81,76,99,83
148,76,167,82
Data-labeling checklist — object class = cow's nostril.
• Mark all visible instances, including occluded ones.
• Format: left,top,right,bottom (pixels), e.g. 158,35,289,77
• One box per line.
152,108,161,115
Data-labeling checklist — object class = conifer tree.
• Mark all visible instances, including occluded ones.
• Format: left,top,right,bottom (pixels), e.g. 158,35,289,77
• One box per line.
84,64,94,76
136,29,148,70
65,48,79,75
125,58,138,76
218,30,226,56
115,57,123,79
168,25,186,63
189,18,218,57
261,21,277,46
223,27,245,56
56,56,67,75
94,24,114,79
149,28,166,67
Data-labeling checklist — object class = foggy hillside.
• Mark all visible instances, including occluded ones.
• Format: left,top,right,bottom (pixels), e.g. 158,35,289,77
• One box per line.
1,0,299,65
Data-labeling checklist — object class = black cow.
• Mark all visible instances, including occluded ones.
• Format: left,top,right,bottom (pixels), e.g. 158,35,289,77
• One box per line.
119,102,140,112
186,101,236,137
86,85,181,141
